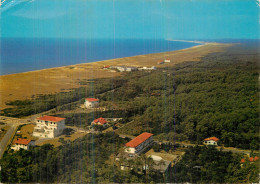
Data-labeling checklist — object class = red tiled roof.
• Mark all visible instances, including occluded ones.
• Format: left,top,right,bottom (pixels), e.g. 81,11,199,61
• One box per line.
249,157,254,162
85,98,99,102
240,158,246,163
37,115,65,122
93,117,107,125
204,137,219,142
13,138,31,145
254,156,259,161
125,132,153,148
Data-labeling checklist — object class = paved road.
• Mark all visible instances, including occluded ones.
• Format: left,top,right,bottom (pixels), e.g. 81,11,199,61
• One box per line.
0,125,17,159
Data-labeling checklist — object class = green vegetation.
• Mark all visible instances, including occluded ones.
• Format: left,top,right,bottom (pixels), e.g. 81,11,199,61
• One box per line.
0,43,259,183
172,146,259,183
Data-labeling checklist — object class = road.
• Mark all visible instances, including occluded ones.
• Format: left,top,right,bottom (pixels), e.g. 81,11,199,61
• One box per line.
0,125,17,158
0,116,30,159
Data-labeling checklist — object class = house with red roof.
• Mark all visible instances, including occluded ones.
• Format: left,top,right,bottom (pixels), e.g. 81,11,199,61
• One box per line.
91,117,108,127
125,132,154,155
33,115,66,138
203,137,219,146
11,138,35,151
84,98,99,108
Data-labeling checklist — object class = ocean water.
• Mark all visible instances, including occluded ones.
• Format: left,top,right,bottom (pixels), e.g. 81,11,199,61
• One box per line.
0,38,200,75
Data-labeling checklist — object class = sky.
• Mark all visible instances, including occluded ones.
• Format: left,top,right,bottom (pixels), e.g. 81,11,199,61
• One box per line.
0,0,259,39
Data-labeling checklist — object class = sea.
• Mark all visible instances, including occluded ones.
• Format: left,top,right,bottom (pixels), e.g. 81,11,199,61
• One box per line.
0,38,201,75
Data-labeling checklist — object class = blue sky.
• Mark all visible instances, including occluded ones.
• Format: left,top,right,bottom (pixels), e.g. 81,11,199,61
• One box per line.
0,0,259,39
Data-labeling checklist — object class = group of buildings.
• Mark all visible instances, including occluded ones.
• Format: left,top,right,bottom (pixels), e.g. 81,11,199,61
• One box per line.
103,65,157,72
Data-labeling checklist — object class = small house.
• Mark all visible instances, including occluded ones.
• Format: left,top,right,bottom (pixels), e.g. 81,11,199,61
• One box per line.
164,59,171,63
91,117,108,127
11,138,35,151
203,137,219,146
84,98,99,108
157,61,164,65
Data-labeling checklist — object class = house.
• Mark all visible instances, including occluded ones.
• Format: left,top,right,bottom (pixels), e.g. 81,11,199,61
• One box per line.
164,59,171,63
203,137,219,146
84,98,99,108
157,61,164,64
125,132,153,155
103,65,110,69
11,138,35,151
91,117,108,127
33,116,65,138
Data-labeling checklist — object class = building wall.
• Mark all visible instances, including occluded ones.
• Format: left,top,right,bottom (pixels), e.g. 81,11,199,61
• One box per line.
11,141,35,151
125,136,154,155
33,119,65,138
84,101,99,108
204,140,217,145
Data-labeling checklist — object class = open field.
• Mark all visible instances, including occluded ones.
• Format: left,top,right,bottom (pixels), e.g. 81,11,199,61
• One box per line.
35,131,88,147
0,43,231,109
15,124,37,141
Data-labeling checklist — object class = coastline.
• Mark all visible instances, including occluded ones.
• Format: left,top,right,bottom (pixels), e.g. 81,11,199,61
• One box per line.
0,42,232,109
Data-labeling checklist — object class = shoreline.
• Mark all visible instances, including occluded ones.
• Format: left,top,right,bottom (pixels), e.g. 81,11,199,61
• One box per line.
0,42,232,109
0,41,205,77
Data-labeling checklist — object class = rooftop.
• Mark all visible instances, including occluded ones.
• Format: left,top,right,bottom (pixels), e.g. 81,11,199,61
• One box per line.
204,137,219,142
93,117,107,125
37,115,65,122
85,98,99,102
13,138,32,145
125,132,153,148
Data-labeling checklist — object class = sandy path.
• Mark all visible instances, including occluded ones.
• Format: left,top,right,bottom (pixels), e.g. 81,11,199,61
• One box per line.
0,43,232,109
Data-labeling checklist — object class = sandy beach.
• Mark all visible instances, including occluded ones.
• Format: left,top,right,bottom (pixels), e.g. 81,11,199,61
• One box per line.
0,42,232,109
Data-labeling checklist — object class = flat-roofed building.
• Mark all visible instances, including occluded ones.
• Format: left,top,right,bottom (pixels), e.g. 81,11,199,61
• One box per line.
33,116,65,138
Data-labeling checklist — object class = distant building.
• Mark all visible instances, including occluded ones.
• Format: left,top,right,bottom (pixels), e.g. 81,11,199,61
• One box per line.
85,98,99,108
33,116,65,138
138,66,156,71
125,132,153,155
11,138,35,151
164,59,171,63
117,66,138,72
203,137,219,146
157,61,164,64
91,117,108,127
103,65,110,69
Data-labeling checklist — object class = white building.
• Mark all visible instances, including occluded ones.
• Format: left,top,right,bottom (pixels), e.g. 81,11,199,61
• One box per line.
164,59,171,63
203,137,219,146
33,116,65,138
138,66,156,71
84,98,99,108
117,66,138,72
11,138,35,151
125,132,153,155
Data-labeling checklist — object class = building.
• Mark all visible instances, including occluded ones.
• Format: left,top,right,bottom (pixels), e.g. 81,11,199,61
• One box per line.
33,116,65,138
11,138,35,151
157,61,164,64
91,117,108,127
125,132,153,155
116,66,138,72
164,59,171,63
203,137,219,146
84,98,99,108
138,66,156,71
